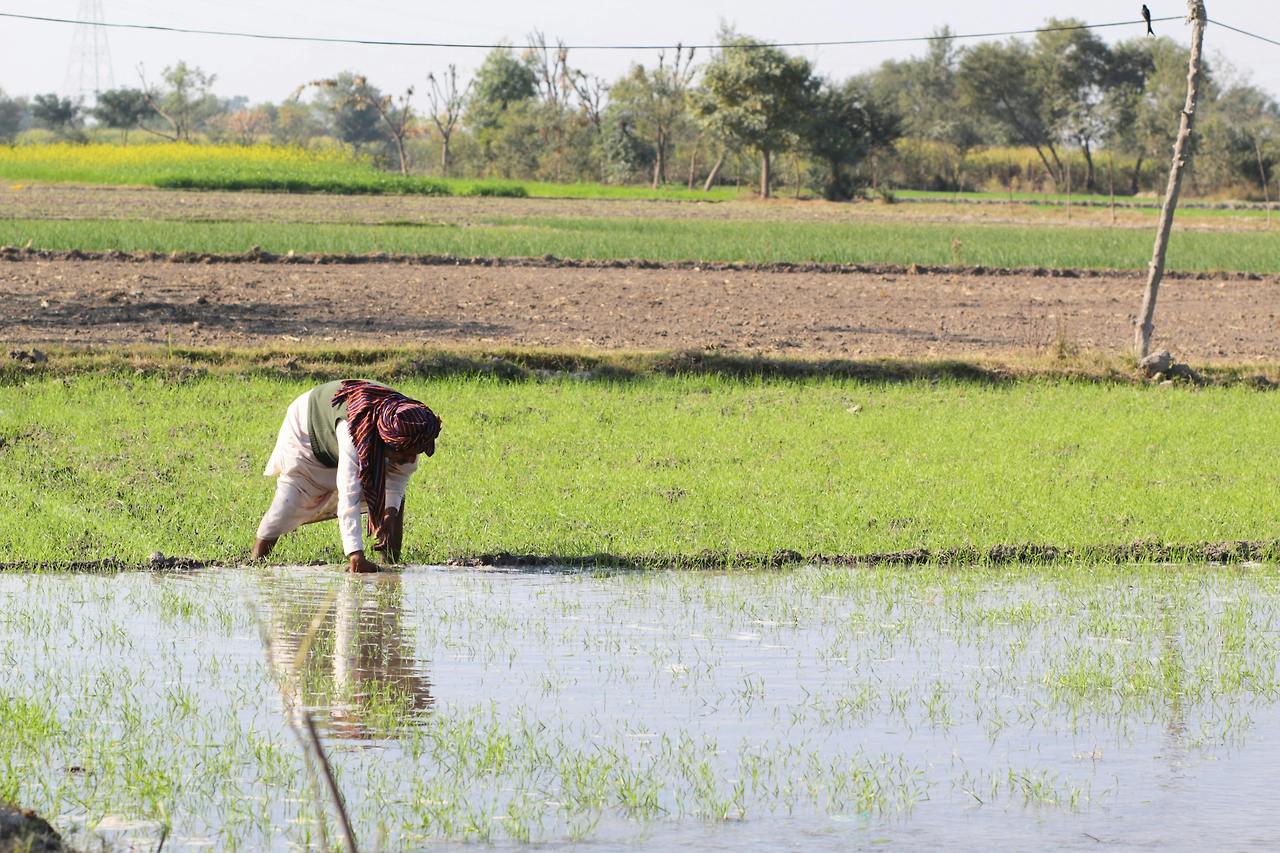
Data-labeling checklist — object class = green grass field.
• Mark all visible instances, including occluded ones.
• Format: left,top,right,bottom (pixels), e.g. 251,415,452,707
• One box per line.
3,372,1279,566
4,215,1279,272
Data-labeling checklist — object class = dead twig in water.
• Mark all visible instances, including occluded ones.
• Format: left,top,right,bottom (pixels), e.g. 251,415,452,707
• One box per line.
251,585,359,853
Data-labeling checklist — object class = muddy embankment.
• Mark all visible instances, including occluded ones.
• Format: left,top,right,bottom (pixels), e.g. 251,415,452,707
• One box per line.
0,806,78,853
6,539,1280,573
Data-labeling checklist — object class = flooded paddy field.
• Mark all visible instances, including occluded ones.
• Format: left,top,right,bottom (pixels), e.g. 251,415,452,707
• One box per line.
5,564,1280,851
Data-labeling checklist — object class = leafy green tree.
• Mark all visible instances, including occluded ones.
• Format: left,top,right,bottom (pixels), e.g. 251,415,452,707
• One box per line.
31,93,82,139
805,79,902,200
305,72,385,153
1100,38,1212,194
864,31,989,191
1205,81,1279,199
600,103,655,182
866,29,983,149
267,100,324,147
1031,19,1112,190
0,89,25,142
476,98,544,178
91,88,149,143
608,47,697,187
957,40,1063,184
1101,39,1157,193
468,46,538,133
693,32,819,198
1134,39,1215,191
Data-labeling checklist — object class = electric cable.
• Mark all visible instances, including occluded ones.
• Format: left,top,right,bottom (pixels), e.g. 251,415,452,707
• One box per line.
0,10,1187,51
1207,19,1280,49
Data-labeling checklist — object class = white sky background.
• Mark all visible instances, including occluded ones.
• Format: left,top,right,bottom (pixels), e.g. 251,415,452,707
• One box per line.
1,0,1276,105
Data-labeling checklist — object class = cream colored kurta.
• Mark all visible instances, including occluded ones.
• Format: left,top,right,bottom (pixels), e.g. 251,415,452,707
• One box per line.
258,391,417,555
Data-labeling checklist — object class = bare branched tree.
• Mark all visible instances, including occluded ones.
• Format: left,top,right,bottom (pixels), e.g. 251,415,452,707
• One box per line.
523,31,584,181
524,31,575,108
136,64,185,142
570,70,608,133
426,65,472,176
145,62,219,142
649,45,697,188
226,109,271,146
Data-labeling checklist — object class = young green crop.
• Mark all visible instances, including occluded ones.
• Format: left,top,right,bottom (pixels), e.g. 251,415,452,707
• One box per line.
2,215,1278,272
3,374,1280,566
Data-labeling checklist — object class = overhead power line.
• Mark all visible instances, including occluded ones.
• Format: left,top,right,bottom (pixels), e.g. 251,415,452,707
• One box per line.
0,10,1186,51
1208,19,1280,49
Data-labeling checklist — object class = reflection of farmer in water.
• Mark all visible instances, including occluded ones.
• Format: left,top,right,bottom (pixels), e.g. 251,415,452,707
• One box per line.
269,575,433,739
253,380,442,573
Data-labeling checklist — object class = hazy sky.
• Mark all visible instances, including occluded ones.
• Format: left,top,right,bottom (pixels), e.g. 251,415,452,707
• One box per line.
2,0,1276,104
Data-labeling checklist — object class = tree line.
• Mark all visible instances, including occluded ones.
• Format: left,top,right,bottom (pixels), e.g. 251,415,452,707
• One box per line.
1,20,1276,200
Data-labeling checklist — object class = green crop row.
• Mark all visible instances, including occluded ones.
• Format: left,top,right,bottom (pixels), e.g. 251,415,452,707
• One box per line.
2,215,1277,272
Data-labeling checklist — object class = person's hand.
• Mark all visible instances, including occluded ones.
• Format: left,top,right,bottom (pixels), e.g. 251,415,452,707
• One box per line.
374,506,404,564
347,551,381,574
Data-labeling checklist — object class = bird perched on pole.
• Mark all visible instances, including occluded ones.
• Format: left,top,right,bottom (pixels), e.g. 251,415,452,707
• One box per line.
1142,4,1154,36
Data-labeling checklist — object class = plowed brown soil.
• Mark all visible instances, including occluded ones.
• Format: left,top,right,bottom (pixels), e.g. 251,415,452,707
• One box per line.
3,255,1278,360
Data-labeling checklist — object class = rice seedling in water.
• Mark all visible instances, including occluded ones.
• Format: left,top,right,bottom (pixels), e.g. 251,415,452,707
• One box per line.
4,563,1280,849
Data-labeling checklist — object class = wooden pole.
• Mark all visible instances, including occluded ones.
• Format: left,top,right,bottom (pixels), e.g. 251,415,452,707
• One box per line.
1135,0,1207,357
1108,151,1116,225
1065,158,1072,219
1255,137,1272,229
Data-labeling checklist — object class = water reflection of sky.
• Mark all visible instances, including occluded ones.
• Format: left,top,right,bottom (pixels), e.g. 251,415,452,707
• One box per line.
4,565,1280,851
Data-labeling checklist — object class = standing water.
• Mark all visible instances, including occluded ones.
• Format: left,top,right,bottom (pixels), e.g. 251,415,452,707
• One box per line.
3,564,1280,851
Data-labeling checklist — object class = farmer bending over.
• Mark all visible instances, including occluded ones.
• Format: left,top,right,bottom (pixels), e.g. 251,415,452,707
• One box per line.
253,380,441,572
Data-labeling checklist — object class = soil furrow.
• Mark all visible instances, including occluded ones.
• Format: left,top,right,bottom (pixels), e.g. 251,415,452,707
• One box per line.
3,256,1279,360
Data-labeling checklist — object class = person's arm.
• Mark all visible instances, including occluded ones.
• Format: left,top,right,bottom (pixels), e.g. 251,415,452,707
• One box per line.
336,422,379,573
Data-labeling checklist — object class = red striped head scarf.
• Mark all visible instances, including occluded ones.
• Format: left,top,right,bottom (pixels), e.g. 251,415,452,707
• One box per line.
331,380,442,542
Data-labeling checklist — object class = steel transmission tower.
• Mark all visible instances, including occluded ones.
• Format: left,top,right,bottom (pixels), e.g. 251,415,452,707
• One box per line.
64,0,115,103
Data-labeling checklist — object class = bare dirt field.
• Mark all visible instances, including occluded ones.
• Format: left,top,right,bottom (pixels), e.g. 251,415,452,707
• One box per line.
3,256,1277,361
